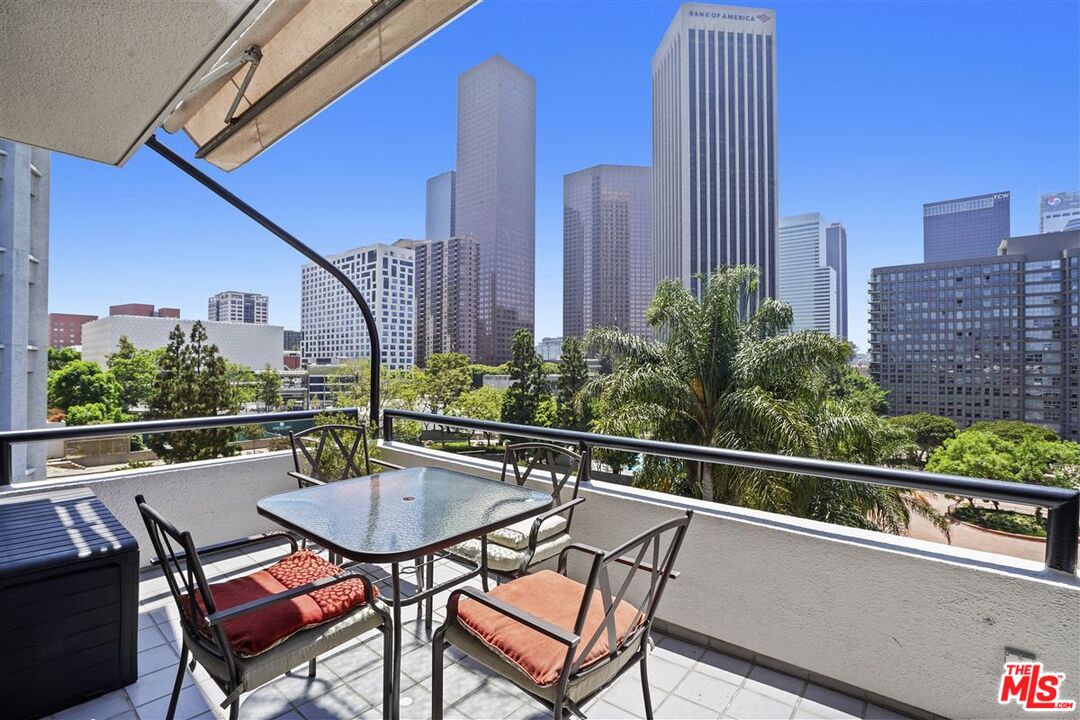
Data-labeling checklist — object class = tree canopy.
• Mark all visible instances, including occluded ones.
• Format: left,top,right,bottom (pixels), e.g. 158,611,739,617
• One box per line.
889,413,957,466
501,329,548,426
256,364,282,411
555,336,590,430
48,346,81,372
967,420,1060,444
48,360,121,412
107,336,161,413
420,353,472,415
927,428,1080,490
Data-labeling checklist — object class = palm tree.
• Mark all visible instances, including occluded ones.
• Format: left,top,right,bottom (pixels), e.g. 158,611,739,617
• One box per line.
585,266,946,536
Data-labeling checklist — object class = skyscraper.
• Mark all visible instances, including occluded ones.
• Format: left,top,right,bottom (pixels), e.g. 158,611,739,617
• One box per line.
1040,191,1080,233
825,222,848,339
869,230,1078,440
0,140,49,482
652,4,778,304
208,291,269,324
300,243,414,370
425,171,456,240
564,165,653,338
778,213,838,335
413,236,479,366
922,191,1010,262
455,56,536,364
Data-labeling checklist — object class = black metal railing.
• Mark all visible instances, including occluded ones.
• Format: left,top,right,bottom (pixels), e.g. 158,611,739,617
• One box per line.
382,409,1080,575
0,407,361,486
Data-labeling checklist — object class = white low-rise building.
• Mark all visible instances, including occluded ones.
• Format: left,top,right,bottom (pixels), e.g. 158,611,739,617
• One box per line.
82,316,283,371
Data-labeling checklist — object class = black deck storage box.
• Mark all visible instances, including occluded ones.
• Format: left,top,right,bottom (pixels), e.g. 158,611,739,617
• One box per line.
0,487,139,720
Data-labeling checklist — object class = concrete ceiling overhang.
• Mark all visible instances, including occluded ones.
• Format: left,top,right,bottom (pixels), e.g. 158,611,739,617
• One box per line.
0,0,477,170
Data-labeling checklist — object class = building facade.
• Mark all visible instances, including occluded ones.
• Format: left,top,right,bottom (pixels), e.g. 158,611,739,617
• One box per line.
425,170,456,240
1039,191,1080,233
49,313,97,348
455,56,536,364
0,140,49,482
778,213,838,335
283,329,303,351
652,4,778,305
109,303,180,318
922,191,1010,263
537,336,563,362
413,236,479,366
300,243,414,370
208,290,269,324
564,165,653,338
869,230,1078,440
82,316,283,371
825,222,848,339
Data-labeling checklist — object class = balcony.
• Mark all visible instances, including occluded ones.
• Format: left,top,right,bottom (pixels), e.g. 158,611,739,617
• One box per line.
1,411,1078,720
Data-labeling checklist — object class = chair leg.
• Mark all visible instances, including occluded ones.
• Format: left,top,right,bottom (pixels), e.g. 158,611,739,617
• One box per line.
308,658,317,678
382,621,394,718
166,643,189,720
414,556,425,623
640,652,654,720
431,624,447,720
229,701,240,720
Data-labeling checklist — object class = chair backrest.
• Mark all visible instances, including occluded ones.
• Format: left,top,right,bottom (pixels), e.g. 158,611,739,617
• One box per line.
499,442,585,506
289,423,370,482
134,495,231,666
569,510,693,677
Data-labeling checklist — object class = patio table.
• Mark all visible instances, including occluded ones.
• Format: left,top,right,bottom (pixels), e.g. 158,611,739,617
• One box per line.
256,465,553,719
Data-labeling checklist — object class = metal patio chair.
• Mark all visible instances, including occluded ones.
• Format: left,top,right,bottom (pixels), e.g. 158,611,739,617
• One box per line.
135,495,393,720
432,509,693,720
445,442,588,582
288,422,401,488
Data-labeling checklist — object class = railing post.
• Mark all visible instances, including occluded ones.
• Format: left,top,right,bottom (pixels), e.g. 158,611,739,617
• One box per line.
382,412,394,443
0,441,11,486
578,442,591,483
1045,494,1079,574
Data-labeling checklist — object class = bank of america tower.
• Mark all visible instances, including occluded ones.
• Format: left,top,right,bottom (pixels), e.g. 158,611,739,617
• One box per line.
653,4,778,303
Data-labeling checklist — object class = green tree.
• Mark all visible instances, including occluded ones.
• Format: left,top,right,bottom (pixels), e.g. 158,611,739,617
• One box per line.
146,322,239,463
831,367,889,415
448,387,505,446
501,329,548,426
256,365,283,411
555,336,590,430
107,336,160,413
967,420,1060,444
586,266,943,536
65,402,129,426
889,413,957,466
48,346,81,371
420,353,472,414
227,362,258,407
48,360,121,411
534,395,558,428
927,429,1080,491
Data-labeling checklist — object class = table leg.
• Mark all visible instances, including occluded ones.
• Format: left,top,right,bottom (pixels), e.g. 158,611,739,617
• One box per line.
425,555,435,632
390,562,402,720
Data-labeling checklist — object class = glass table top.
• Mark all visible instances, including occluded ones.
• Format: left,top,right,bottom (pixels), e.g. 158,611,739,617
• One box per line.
257,466,553,563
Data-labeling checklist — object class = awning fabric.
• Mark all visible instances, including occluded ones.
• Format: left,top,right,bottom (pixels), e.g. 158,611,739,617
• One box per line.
165,0,476,171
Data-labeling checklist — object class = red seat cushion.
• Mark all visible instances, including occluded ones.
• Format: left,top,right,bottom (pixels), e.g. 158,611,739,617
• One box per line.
456,570,643,687
181,550,376,657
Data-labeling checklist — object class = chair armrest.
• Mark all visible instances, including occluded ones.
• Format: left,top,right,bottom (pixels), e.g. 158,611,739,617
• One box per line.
288,470,325,488
528,497,586,548
371,458,404,471
206,569,376,627
445,586,579,648
556,542,605,575
152,532,299,566
611,554,681,579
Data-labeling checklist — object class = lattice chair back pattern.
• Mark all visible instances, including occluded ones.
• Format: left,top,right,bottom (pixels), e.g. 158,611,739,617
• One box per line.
288,423,371,486
499,442,586,506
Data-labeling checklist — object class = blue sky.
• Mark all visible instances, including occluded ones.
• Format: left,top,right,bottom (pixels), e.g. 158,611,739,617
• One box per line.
49,0,1080,353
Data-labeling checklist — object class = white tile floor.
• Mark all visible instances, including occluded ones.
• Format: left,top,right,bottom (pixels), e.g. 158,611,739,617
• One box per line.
47,546,913,720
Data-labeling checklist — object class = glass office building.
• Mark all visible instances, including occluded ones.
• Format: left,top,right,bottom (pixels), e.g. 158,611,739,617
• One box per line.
652,4,778,305
870,230,1079,440
425,170,456,241
923,191,1011,263
826,222,848,339
1039,191,1080,233
778,213,838,335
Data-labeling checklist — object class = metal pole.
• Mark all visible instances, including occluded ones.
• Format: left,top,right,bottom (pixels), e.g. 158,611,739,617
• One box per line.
0,441,11,486
144,136,381,428
1045,495,1079,574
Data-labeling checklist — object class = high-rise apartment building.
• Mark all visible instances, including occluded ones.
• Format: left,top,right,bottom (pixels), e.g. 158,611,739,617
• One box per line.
300,243,414,370
652,4,778,304
778,213,838,335
825,222,848,339
564,165,653,338
425,171,456,240
208,290,269,324
923,191,1010,263
869,230,1078,440
49,313,98,348
0,140,49,481
455,56,536,364
1039,191,1080,233
412,236,479,366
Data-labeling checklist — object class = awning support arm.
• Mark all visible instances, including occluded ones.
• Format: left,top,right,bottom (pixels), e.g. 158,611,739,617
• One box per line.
144,135,381,428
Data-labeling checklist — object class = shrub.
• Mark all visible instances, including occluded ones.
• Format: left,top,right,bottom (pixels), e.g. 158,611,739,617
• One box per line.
951,505,1047,538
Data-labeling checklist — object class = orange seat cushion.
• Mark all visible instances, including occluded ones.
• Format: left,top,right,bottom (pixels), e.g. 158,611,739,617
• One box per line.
456,570,642,687
182,550,376,657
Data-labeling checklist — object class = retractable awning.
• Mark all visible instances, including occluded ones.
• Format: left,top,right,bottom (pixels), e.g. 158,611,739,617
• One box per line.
0,0,476,170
